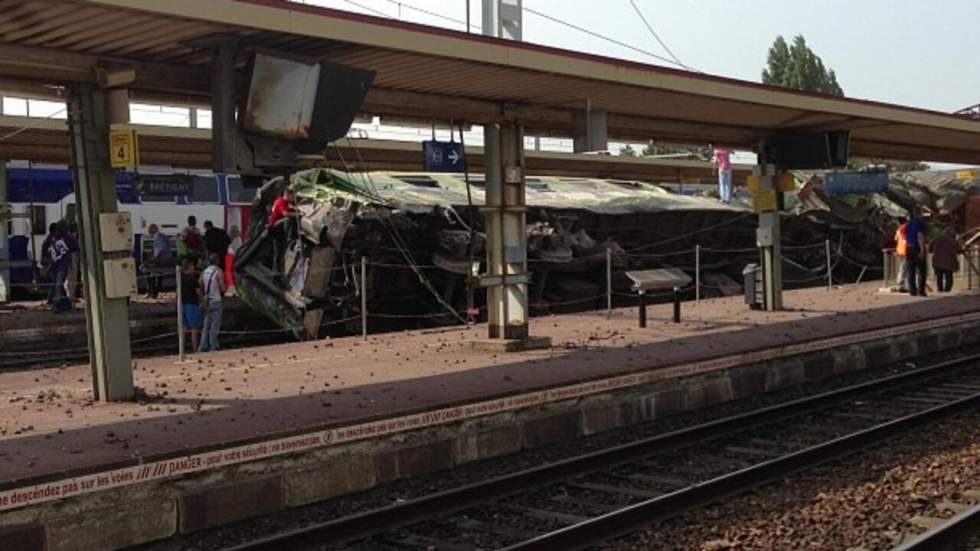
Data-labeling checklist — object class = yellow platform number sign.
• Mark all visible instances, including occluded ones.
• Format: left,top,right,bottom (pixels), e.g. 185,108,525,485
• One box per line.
109,129,139,168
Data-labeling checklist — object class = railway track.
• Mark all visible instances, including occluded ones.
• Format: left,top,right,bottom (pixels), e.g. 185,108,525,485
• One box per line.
225,352,980,551
893,496,980,550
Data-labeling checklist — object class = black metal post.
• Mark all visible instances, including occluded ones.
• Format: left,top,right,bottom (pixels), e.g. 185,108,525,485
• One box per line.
638,291,647,328
673,287,681,323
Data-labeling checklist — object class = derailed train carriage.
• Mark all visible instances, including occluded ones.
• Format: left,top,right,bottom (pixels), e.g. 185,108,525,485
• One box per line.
234,169,877,339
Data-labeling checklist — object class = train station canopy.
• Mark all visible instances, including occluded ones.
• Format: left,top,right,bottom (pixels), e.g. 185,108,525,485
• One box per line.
0,0,979,164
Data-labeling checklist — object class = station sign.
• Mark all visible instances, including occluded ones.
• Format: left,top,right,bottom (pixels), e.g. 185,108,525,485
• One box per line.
422,140,466,172
823,171,889,196
135,174,194,196
109,129,139,168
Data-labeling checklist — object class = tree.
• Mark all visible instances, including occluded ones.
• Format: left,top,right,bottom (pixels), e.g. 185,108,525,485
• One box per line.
619,144,637,157
762,35,844,97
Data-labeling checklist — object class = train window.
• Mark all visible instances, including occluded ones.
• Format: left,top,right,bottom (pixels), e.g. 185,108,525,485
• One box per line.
29,206,46,235
65,204,76,226
396,176,441,188
227,177,257,204
191,176,219,203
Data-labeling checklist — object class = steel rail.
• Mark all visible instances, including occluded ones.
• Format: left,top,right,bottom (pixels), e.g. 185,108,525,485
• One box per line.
891,502,980,551
223,351,980,551
508,382,980,549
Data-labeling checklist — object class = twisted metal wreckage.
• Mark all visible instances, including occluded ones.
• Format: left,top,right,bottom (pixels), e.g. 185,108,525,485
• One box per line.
233,168,962,339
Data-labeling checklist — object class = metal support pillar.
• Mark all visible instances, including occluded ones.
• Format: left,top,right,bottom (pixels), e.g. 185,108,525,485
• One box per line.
482,121,528,340
0,160,8,303
482,0,522,40
572,108,608,153
754,163,783,311
68,84,134,401
211,39,238,174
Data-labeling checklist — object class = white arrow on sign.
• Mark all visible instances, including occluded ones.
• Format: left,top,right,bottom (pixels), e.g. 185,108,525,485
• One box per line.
448,150,460,165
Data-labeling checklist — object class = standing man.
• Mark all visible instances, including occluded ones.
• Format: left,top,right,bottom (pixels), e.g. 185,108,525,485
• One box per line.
180,258,202,352
203,220,231,259
40,223,58,305
930,227,961,293
198,252,227,353
144,223,173,299
893,216,908,293
48,225,77,312
180,215,205,265
713,147,733,204
267,187,300,277
905,207,928,297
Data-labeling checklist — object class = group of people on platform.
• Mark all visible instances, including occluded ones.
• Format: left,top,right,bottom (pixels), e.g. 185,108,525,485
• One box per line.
892,207,963,297
143,216,241,354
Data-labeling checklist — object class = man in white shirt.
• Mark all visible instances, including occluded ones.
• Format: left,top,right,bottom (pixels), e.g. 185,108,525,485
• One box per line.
198,253,227,353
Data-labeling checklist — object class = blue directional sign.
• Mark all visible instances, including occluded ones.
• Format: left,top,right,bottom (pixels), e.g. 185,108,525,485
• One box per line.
422,140,466,172
824,171,889,196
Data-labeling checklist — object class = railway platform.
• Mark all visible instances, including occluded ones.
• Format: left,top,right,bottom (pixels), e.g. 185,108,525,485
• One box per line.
2,283,980,550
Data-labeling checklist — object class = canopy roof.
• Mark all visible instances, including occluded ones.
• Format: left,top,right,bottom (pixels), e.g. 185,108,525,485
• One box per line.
0,0,978,162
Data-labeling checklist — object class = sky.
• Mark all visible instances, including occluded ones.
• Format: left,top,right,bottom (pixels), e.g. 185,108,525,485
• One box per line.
296,0,980,114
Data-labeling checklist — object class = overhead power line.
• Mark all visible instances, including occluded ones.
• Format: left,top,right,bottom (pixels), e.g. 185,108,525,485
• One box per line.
331,0,687,70
521,6,684,68
341,0,391,18
625,0,693,71
380,0,481,30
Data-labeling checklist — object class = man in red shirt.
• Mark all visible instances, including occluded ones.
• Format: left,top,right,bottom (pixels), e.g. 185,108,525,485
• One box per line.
268,187,300,276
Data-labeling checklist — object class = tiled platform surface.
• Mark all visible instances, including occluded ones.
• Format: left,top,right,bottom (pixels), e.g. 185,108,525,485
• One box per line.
1,283,975,491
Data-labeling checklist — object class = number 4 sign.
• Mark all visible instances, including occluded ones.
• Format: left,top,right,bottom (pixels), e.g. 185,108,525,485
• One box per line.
109,129,139,168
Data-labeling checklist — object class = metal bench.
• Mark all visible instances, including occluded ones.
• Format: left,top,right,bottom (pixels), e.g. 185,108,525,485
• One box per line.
625,268,692,327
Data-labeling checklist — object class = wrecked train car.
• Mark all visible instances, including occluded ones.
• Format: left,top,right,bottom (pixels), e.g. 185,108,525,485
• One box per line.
235,169,865,338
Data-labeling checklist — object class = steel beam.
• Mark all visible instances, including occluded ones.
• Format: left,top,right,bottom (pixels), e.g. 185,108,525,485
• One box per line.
68,83,134,401
209,38,238,174
573,108,608,153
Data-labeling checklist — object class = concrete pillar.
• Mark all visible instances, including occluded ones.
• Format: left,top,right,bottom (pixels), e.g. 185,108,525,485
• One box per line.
483,121,529,339
754,163,783,311
573,108,608,153
106,88,130,125
0,160,8,303
211,39,238,173
67,84,135,401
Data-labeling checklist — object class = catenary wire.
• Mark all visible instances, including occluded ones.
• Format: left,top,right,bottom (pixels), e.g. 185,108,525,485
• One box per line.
625,0,693,71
